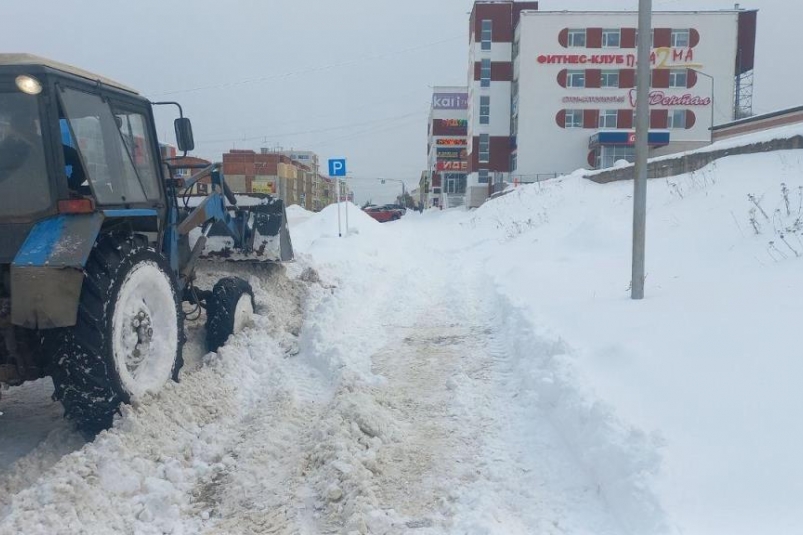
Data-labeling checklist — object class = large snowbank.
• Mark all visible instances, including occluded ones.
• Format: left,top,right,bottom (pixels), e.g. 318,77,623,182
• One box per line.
2,149,800,534
466,150,803,533
283,152,803,532
285,203,314,228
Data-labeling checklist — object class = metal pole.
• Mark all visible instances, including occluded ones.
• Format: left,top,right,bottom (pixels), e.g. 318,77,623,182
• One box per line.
344,179,349,236
631,0,652,300
337,178,342,237
709,73,715,141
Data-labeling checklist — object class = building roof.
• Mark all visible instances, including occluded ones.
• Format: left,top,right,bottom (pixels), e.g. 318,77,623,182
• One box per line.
0,53,138,94
526,9,751,14
712,105,803,131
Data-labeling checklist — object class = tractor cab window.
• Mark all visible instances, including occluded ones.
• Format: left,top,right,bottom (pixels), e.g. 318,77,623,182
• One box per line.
113,110,160,201
0,92,51,216
58,88,160,205
60,118,88,194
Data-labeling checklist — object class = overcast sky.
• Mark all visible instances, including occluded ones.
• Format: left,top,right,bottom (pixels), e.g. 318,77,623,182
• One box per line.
0,0,796,203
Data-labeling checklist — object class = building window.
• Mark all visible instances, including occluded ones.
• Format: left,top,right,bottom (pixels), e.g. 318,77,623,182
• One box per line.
478,169,490,184
511,152,518,172
444,173,467,194
566,70,585,88
480,96,490,125
599,145,636,169
668,110,687,129
568,29,586,47
669,69,688,88
671,29,691,48
565,109,584,128
599,109,618,129
479,134,490,163
601,70,620,88
481,20,492,50
602,29,621,48
481,58,491,88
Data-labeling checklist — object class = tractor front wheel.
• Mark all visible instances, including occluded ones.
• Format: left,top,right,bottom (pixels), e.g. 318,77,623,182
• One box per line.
45,234,184,432
205,277,255,352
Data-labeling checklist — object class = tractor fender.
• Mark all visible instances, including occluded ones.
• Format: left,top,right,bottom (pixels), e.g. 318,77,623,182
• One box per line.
11,213,104,329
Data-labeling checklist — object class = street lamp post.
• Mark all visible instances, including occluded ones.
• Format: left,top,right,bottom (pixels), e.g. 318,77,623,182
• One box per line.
691,69,715,141
379,178,407,207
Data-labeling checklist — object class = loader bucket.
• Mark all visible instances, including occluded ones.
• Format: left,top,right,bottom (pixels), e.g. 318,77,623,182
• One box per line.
201,195,294,263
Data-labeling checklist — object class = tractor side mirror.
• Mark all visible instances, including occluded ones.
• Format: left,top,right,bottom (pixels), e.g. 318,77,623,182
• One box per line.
174,118,195,152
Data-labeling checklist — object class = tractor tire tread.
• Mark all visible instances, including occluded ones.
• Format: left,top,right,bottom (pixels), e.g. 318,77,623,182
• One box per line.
205,277,255,353
44,233,183,433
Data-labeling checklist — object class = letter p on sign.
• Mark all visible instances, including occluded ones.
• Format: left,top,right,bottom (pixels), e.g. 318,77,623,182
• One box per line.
328,159,347,177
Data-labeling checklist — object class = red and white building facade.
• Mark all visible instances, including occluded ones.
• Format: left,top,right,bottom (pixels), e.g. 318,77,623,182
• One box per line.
466,1,538,208
460,1,757,207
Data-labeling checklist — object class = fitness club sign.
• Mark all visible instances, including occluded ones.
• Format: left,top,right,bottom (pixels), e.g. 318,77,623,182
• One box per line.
537,47,698,69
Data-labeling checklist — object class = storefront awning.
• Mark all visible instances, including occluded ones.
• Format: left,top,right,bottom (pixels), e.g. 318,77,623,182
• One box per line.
589,131,670,149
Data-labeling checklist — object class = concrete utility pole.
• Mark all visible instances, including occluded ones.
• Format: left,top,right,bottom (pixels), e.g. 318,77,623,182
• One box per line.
631,0,652,300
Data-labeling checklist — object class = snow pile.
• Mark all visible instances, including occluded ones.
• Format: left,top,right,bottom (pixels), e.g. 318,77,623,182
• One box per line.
467,150,803,534
290,202,380,252
285,203,315,228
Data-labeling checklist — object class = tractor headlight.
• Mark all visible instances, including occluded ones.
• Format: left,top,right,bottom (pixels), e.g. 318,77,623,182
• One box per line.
15,75,42,95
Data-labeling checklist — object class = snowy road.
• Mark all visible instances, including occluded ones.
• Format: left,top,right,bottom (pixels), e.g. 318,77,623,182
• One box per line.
0,206,655,534
3,153,803,534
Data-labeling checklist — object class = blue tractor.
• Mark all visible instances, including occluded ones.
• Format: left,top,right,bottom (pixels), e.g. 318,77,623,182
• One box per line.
0,54,293,431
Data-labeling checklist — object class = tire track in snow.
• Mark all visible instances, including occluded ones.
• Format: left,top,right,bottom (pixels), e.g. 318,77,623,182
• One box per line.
193,364,330,534
288,218,638,533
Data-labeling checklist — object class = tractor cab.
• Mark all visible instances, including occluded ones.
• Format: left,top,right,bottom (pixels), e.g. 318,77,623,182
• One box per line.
0,54,168,232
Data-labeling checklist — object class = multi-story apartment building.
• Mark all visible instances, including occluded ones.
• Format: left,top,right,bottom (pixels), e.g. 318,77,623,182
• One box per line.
512,8,757,180
466,1,539,208
435,1,757,207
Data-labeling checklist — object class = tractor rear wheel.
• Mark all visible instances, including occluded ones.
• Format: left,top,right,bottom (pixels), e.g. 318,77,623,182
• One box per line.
45,234,184,432
205,277,255,352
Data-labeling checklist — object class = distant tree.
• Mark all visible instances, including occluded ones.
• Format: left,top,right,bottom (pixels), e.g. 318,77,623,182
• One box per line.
396,192,415,209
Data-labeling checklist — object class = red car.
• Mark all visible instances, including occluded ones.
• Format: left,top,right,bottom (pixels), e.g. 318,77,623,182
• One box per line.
363,204,405,223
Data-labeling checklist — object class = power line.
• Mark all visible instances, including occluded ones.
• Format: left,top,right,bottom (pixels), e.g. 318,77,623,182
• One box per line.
147,35,464,98
197,108,428,146
306,112,426,148
188,88,427,141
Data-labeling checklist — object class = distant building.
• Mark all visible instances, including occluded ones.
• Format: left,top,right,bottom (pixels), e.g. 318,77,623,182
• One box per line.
274,150,325,211
159,143,212,195
426,86,469,209
437,1,758,207
222,149,311,207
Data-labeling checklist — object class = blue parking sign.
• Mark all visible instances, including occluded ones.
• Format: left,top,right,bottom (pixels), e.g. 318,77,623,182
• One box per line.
328,159,347,177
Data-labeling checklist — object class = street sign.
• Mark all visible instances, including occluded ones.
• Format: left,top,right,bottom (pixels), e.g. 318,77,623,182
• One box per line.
328,159,347,177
